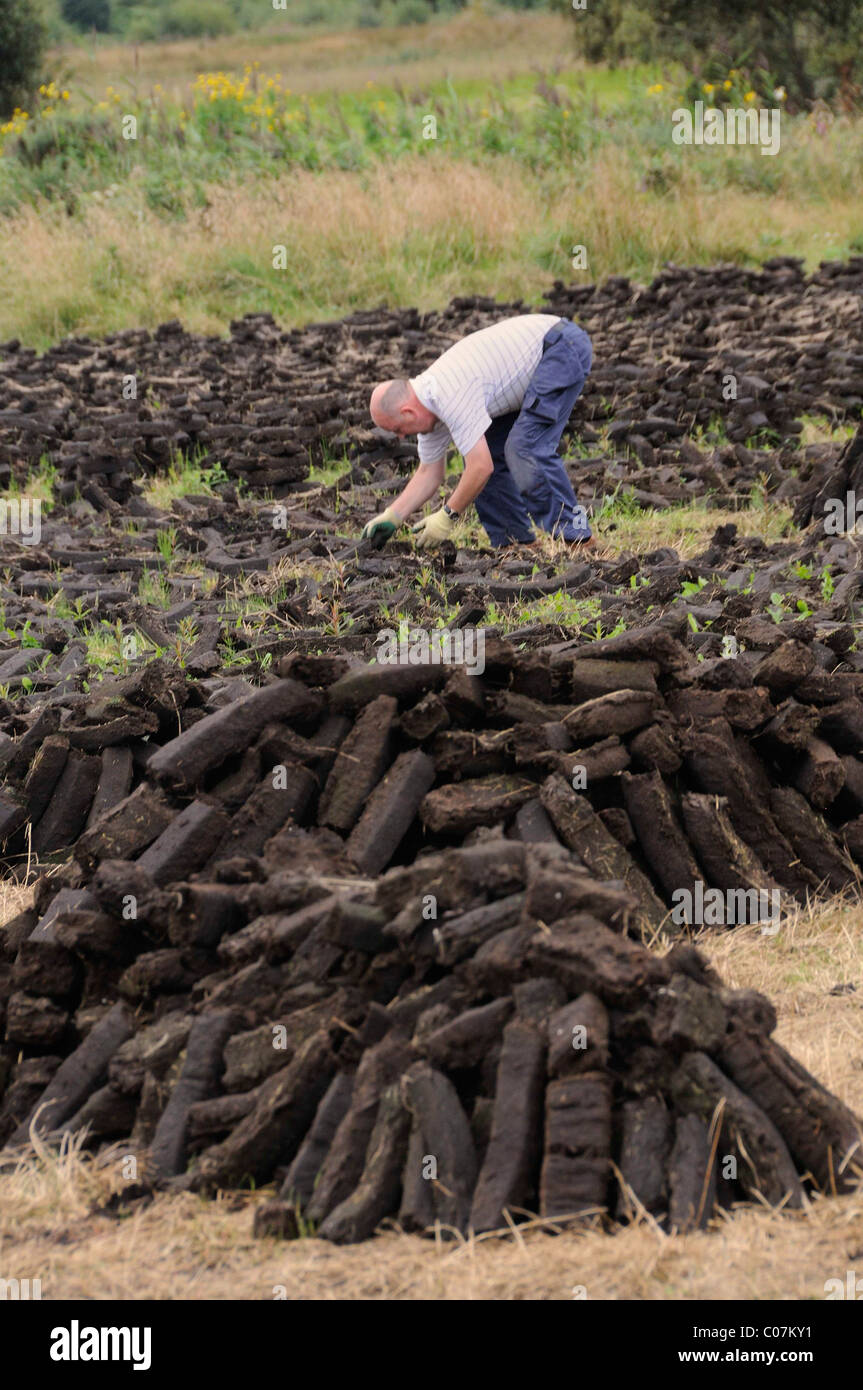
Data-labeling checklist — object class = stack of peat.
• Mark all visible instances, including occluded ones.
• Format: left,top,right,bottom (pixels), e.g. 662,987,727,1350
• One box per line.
1,627,862,1241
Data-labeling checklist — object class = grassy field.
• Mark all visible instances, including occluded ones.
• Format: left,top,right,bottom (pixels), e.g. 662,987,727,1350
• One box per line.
0,9,861,347
8,157,859,351
56,10,589,103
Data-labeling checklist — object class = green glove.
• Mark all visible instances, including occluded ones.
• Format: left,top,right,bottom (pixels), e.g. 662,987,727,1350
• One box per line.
361,505,401,548
411,507,456,549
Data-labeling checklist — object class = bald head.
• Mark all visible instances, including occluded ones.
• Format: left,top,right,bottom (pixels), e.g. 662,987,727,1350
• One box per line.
370,379,437,438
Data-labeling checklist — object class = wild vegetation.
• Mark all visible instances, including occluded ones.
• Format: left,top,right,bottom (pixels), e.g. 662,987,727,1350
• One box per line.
0,8,860,346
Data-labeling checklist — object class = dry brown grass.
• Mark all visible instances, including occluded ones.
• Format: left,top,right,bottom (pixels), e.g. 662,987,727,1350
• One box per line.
0,873,35,925
2,882,863,1299
55,11,574,103
697,893,863,1115
2,1151,862,1301
3,153,860,350
555,496,793,562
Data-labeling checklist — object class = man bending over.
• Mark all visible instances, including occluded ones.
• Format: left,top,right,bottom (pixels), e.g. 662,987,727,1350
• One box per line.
362,314,594,550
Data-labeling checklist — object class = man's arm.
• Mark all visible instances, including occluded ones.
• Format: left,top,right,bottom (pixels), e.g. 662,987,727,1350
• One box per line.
390,458,447,519
393,435,493,523
410,437,495,548
446,436,494,514
361,458,445,543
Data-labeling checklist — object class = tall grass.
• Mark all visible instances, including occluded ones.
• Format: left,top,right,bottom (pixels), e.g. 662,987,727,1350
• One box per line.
1,151,861,349
3,62,860,217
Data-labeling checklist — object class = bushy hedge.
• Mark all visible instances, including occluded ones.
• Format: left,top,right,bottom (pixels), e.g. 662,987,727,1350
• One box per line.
61,0,112,32
161,1,236,38
567,0,863,105
0,0,47,119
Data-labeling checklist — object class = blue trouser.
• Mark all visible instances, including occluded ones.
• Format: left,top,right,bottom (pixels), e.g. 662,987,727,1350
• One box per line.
473,319,593,546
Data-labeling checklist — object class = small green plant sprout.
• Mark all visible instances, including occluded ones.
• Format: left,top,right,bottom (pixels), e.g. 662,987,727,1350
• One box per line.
138,569,171,609
322,599,355,637
16,619,42,648
307,444,352,488
156,526,178,564
821,566,835,602
2,454,57,509
204,460,231,489
767,591,788,623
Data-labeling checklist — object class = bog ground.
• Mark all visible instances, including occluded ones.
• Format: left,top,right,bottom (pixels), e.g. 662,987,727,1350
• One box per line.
0,267,862,1296
1,4,863,1303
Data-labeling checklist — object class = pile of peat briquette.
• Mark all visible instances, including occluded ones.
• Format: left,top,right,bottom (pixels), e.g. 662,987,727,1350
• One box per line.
1,259,863,1243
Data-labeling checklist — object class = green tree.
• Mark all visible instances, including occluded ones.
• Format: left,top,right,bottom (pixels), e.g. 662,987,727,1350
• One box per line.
569,0,863,104
61,0,112,31
162,1,236,38
0,0,47,119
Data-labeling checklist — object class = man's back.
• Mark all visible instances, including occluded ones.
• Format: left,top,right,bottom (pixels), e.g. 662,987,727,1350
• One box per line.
411,313,563,462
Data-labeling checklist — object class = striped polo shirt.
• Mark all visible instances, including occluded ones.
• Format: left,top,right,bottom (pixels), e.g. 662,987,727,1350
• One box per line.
410,313,563,464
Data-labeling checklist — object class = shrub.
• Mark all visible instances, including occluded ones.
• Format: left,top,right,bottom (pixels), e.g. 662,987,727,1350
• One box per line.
0,0,46,120
392,0,431,21
569,0,863,104
125,11,162,42
161,1,236,39
61,0,112,32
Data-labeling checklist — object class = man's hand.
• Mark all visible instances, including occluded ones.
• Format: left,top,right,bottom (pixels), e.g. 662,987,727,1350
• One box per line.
361,505,401,548
411,507,456,549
